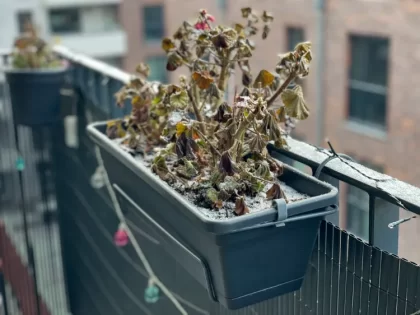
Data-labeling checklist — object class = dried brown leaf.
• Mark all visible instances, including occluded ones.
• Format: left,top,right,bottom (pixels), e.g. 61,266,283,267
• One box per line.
192,71,214,89
281,85,309,120
262,11,274,23
219,151,238,176
253,70,275,88
235,196,249,216
162,38,176,52
241,7,252,18
266,183,284,200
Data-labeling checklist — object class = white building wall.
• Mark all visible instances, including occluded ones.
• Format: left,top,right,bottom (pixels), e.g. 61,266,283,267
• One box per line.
0,0,126,60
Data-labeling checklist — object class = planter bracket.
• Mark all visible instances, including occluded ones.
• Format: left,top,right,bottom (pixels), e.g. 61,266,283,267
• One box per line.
273,199,288,227
112,184,218,302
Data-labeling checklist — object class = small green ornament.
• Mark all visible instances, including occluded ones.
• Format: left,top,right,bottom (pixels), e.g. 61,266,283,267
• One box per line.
144,284,159,303
16,157,25,171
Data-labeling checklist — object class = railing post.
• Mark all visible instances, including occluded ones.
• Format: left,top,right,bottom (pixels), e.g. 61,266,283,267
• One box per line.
368,195,375,246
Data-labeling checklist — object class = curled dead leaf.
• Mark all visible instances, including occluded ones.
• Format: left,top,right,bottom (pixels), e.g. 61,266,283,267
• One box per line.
242,72,252,86
162,38,176,52
280,85,309,120
241,7,252,18
170,90,189,109
192,71,214,89
166,51,183,71
266,183,286,200
235,196,250,216
213,102,232,123
262,11,274,23
219,151,238,176
135,63,150,77
262,25,270,40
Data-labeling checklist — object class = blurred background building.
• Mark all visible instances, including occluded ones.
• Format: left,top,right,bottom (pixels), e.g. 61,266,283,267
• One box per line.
0,0,126,67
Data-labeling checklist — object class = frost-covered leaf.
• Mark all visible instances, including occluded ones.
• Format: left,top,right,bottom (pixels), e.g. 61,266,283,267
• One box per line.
281,85,309,120
167,111,183,126
206,188,219,203
170,90,189,109
135,63,150,77
255,160,271,180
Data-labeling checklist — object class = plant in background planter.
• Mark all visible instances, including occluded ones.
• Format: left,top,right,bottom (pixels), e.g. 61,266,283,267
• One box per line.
88,7,338,310
5,22,68,126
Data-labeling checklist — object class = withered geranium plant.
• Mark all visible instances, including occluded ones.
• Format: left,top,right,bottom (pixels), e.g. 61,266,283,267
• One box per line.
106,7,313,218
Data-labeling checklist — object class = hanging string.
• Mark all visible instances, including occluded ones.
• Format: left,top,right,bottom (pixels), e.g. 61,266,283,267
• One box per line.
94,146,188,315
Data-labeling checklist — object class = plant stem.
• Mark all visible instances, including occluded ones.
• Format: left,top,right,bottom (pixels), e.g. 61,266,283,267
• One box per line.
267,72,297,108
217,51,231,91
187,85,205,134
194,127,222,157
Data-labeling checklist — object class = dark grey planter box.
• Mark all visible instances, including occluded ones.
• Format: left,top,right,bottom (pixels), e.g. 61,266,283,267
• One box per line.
87,121,338,310
5,67,67,126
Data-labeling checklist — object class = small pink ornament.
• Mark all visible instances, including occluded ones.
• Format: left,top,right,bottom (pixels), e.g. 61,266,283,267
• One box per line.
206,14,215,22
194,22,209,30
114,223,129,247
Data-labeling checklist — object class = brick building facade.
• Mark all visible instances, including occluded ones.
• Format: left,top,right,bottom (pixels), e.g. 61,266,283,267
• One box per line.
120,0,420,263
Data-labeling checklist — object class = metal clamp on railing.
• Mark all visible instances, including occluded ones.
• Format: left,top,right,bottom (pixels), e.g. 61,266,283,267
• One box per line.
314,153,355,179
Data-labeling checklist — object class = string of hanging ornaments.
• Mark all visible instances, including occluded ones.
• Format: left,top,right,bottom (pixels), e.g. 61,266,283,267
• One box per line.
94,146,189,315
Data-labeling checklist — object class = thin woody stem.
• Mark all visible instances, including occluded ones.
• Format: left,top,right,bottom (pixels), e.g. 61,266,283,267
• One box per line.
194,127,222,157
187,85,205,134
267,72,297,108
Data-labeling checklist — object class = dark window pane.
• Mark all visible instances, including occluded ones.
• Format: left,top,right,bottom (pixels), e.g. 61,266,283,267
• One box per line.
143,6,164,41
346,160,384,241
348,87,386,127
287,27,304,51
17,11,33,34
147,56,168,83
350,35,389,86
347,186,369,240
49,9,80,33
287,27,305,88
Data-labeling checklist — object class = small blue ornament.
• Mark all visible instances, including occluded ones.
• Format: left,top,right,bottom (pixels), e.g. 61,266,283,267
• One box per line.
144,284,159,303
16,157,25,171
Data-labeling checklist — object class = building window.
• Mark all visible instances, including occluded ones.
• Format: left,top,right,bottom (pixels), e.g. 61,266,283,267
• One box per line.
143,5,164,41
16,11,33,34
348,35,389,129
286,27,304,51
286,27,305,88
346,160,384,240
82,5,120,33
49,8,81,34
146,56,168,83
217,0,227,11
